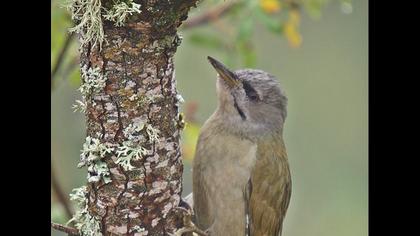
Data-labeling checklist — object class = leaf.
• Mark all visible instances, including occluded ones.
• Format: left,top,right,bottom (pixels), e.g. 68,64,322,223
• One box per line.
284,10,302,48
259,0,282,14
182,122,201,162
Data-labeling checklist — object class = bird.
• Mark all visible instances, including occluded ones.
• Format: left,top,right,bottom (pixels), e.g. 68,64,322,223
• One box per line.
192,56,292,236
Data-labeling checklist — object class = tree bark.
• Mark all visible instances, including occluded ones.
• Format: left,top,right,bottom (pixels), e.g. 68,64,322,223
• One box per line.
76,1,199,235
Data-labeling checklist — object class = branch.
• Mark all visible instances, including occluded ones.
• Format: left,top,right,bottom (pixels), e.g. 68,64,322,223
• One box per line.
63,56,80,77
51,32,75,89
51,162,74,220
51,222,79,236
182,1,240,30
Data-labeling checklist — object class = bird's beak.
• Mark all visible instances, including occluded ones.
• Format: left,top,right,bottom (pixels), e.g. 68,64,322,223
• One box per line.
207,56,240,88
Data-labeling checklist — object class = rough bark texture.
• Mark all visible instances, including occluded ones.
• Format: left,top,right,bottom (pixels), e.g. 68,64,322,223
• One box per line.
78,1,198,235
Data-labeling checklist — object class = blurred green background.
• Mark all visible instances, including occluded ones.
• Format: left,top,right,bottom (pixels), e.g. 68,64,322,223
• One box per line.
51,0,367,235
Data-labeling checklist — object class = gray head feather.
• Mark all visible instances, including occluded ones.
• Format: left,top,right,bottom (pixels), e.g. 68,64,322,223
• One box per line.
214,68,288,140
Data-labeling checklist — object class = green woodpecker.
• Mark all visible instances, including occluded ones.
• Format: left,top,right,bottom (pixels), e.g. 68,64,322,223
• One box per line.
192,57,292,236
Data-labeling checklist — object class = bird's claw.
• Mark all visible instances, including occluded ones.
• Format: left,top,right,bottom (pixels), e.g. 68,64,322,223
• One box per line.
169,226,208,236
169,207,208,236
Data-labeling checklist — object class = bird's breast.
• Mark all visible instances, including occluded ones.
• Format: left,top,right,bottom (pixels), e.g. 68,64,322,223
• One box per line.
193,125,260,234
198,133,257,190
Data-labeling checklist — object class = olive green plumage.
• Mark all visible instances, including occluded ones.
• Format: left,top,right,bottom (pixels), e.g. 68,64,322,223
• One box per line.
248,134,291,236
192,57,291,236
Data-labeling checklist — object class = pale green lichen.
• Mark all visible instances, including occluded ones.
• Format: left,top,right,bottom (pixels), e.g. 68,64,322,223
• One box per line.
68,186,103,236
142,35,179,53
123,120,146,141
132,225,148,235
116,141,148,171
69,186,87,208
146,124,160,143
66,0,143,49
77,214,102,236
72,99,87,113
116,117,161,170
137,94,164,106
175,94,184,104
67,0,105,49
79,136,113,167
79,65,107,97
87,160,112,183
79,136,114,183
143,34,183,53
103,0,141,27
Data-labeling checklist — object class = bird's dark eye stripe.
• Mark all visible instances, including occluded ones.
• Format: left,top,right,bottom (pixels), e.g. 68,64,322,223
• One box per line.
233,98,246,120
243,81,259,101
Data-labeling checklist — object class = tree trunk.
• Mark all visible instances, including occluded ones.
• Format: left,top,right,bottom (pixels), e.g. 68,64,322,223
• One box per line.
74,1,198,235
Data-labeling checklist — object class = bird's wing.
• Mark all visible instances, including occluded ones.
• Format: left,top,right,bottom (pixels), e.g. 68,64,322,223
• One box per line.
192,131,214,230
192,164,211,229
247,136,292,236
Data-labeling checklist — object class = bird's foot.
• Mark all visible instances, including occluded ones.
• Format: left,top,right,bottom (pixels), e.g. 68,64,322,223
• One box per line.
169,207,209,236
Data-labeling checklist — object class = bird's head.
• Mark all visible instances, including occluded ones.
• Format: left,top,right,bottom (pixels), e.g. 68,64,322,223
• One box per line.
207,56,287,139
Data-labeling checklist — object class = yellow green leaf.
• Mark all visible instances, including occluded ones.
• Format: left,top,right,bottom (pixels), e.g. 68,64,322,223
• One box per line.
259,0,282,14
181,122,201,161
284,10,302,48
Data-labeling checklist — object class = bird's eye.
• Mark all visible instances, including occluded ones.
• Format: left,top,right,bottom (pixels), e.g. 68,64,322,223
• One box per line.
248,92,259,101
243,81,259,101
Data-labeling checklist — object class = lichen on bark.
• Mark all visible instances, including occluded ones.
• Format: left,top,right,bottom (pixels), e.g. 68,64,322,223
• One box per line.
69,0,200,235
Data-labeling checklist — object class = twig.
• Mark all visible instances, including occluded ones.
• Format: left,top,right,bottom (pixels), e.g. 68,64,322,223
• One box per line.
51,222,79,236
51,162,73,220
51,33,75,89
182,1,240,30
63,56,80,79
